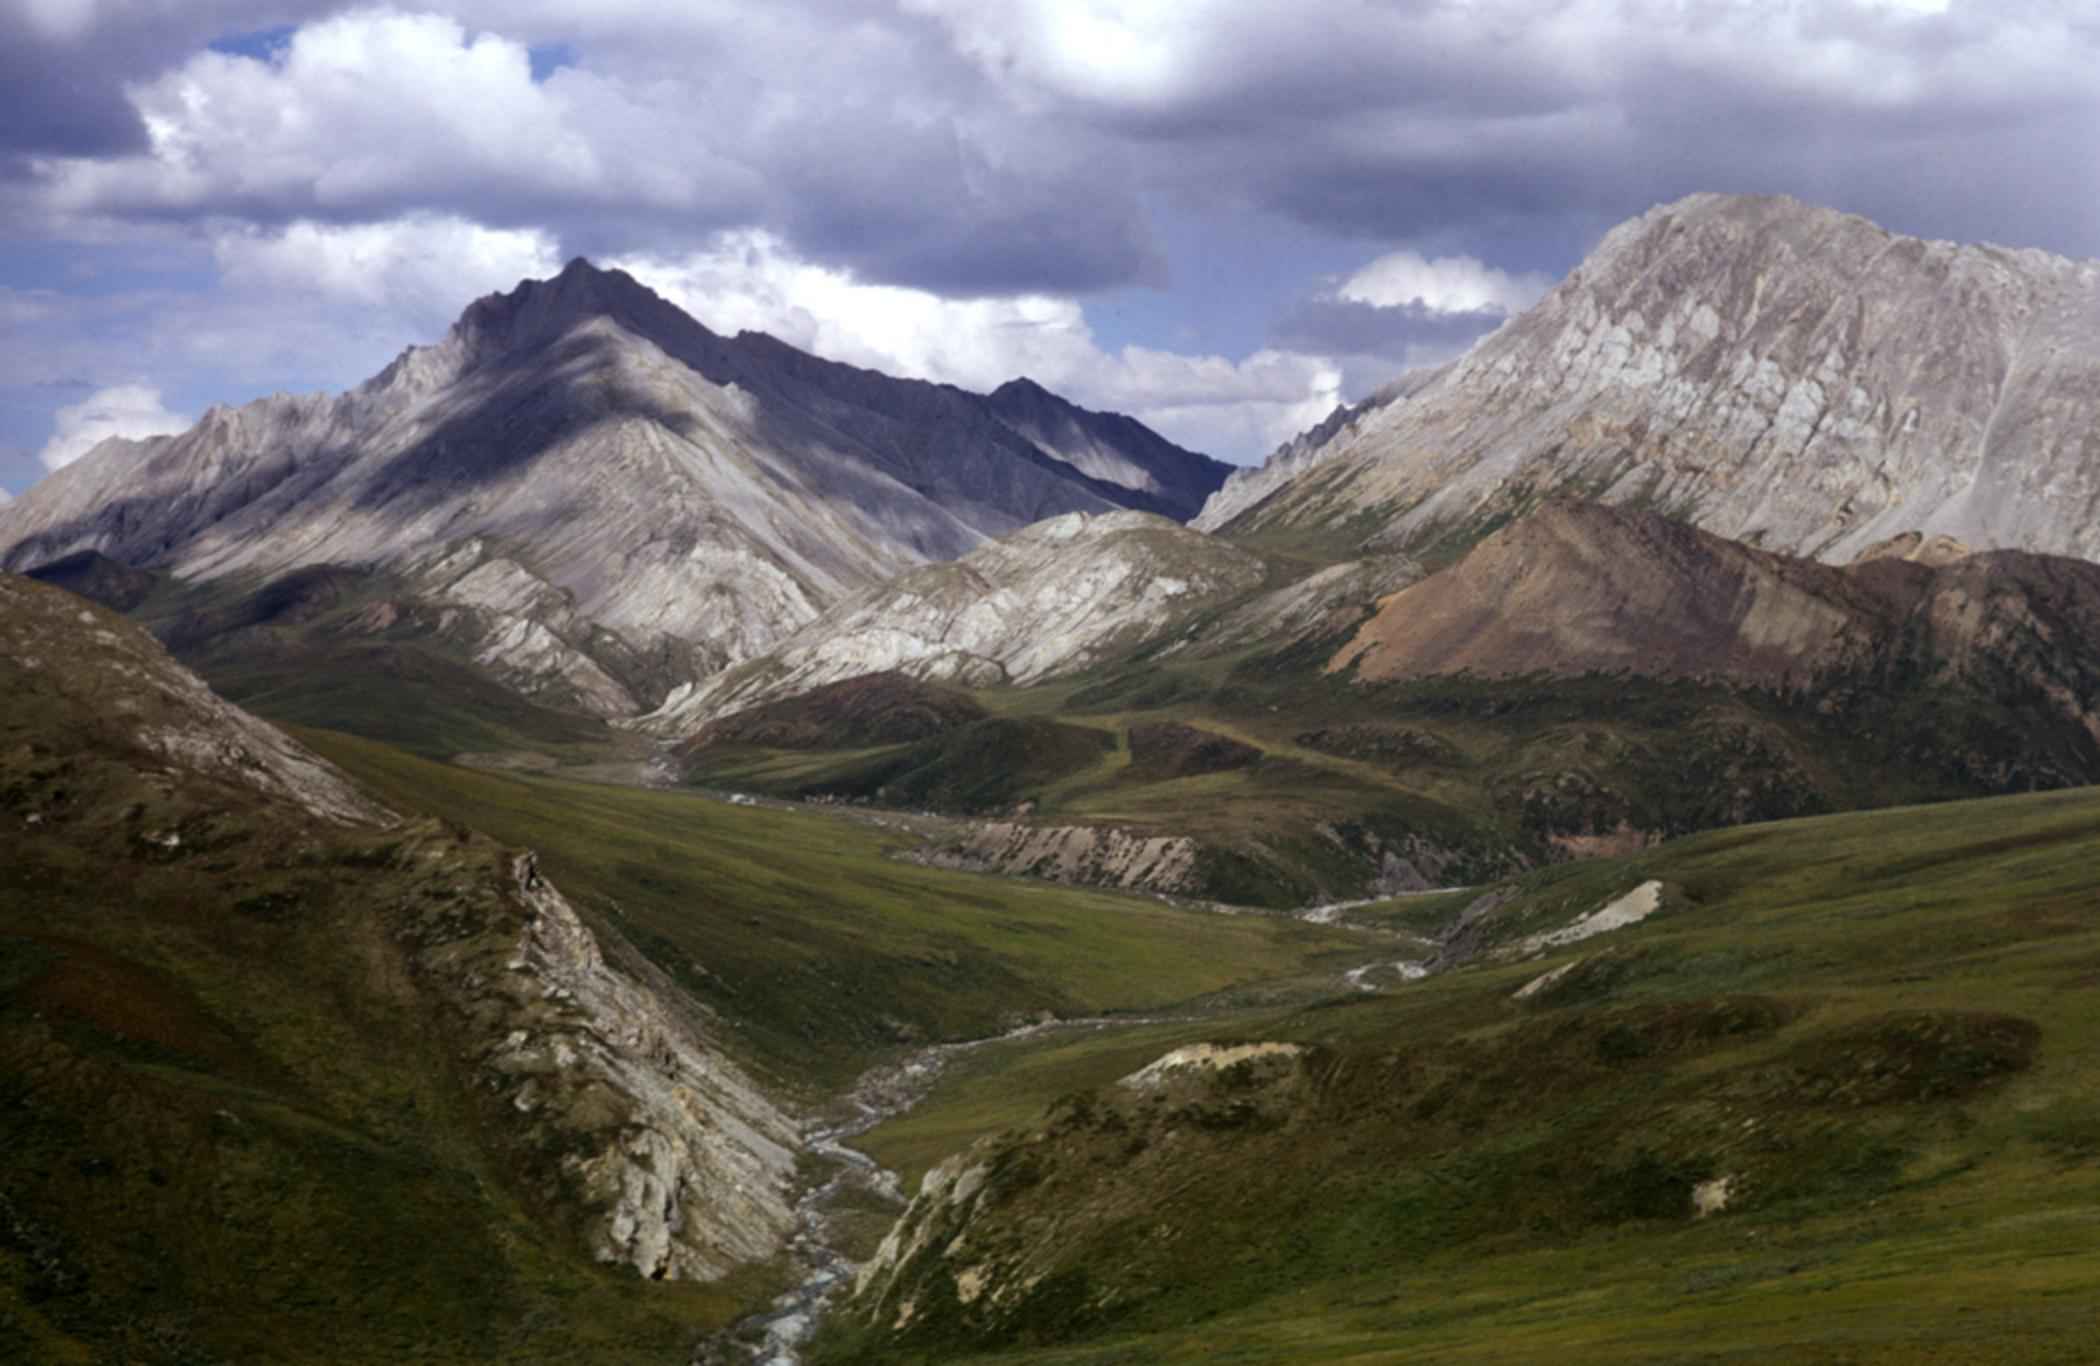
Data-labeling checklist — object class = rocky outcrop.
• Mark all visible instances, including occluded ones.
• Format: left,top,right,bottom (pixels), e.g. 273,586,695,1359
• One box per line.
845,1040,1320,1349
645,511,1268,733
910,820,1201,898
1203,194,2100,564
0,260,1227,716
468,853,800,1279
0,574,390,827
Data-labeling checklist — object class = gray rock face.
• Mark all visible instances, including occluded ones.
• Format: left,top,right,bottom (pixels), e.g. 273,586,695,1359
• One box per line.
1192,367,1443,534
0,260,1228,713
645,510,1268,732
492,853,801,1280
1199,194,2100,563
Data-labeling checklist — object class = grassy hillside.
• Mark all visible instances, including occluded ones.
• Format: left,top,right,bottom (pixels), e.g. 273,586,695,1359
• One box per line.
302,732,1371,1092
682,630,2095,909
0,585,757,1363
823,785,2100,1363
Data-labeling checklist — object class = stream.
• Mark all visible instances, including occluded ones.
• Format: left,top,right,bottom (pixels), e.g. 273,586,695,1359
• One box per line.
689,862,1468,1361
697,1013,1196,1365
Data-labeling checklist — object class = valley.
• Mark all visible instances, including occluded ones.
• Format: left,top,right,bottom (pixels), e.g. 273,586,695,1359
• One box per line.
6,188,2100,1364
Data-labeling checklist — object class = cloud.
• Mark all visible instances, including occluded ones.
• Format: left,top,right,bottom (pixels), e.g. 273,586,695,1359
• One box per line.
908,0,2100,263
21,3,1156,297
616,231,1338,459
1270,297,1509,390
1266,248,1550,396
1338,251,1553,317
212,214,561,319
35,8,761,229
39,383,192,471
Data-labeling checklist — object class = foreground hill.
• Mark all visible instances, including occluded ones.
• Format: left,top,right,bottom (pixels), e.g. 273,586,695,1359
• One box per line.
0,573,807,1358
0,260,1228,719
1,571,1366,1360
1201,193,2100,565
829,785,2100,1362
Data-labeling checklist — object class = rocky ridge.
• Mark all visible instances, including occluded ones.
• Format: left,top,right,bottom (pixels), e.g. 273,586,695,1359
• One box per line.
645,510,1269,733
1200,193,2100,564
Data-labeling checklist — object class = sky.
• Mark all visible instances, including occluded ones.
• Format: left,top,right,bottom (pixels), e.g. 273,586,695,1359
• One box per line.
2,0,2096,499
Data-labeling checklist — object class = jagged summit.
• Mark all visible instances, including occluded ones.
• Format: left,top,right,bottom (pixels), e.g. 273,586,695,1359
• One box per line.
1199,192,2100,564
449,254,714,364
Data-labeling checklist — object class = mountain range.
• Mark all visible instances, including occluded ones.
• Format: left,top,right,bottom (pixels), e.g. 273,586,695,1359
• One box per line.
0,259,1228,717
8,193,2100,906
10,190,2100,1363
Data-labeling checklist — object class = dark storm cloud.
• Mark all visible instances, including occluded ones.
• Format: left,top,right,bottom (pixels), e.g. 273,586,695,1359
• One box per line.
908,0,2100,276
17,1,1160,299
0,3,336,163
768,115,1163,295
26,2,2100,301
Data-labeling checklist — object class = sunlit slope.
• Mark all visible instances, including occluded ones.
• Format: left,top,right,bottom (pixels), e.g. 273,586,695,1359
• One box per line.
824,786,2100,1363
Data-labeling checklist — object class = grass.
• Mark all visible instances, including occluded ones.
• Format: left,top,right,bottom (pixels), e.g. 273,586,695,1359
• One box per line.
823,784,2100,1362
683,626,2100,910
301,730,1372,1092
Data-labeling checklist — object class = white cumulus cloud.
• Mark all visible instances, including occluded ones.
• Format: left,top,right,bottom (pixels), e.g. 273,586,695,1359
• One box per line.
1339,251,1554,317
615,231,1340,460
37,6,757,226
212,214,562,325
39,383,192,471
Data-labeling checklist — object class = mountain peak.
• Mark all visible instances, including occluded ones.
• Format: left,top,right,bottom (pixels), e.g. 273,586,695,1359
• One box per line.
991,376,1055,402
449,255,710,362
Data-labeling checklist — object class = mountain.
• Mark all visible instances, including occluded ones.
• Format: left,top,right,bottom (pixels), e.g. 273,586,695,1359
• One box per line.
1197,193,2100,564
644,509,1270,733
0,572,802,1358
665,498,2100,908
0,260,1229,719
984,377,1231,519
1336,501,2100,738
